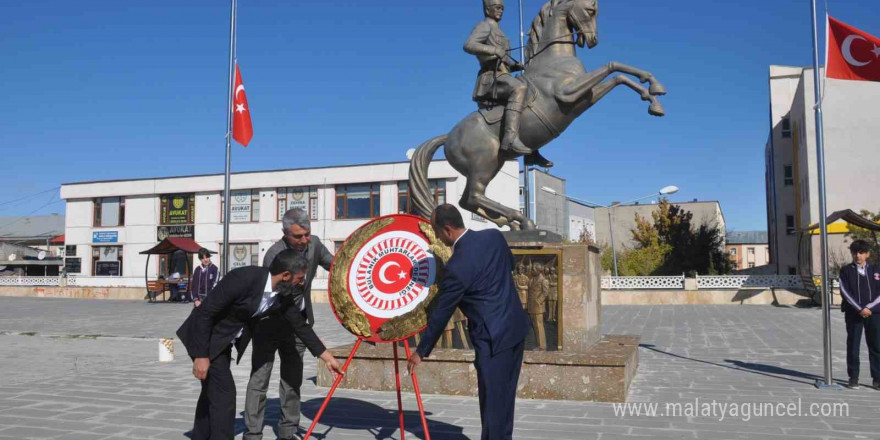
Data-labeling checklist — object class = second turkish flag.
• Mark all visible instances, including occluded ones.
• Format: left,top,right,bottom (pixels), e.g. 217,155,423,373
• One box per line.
827,16,880,82
232,63,254,146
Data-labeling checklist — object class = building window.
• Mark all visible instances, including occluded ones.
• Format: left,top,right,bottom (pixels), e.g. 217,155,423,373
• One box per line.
781,117,791,138
729,248,737,256
219,243,260,271
336,183,381,219
783,165,793,186
397,180,446,214
277,187,318,220
748,262,755,268
747,247,755,256
221,190,260,223
785,215,795,235
160,194,195,225
92,245,123,276
93,197,125,227
65,245,77,257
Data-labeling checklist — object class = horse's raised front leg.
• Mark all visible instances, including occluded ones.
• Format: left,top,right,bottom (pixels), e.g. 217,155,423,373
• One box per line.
604,61,667,96
589,75,665,116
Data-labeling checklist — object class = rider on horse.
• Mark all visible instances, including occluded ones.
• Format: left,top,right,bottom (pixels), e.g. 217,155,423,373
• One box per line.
465,0,552,167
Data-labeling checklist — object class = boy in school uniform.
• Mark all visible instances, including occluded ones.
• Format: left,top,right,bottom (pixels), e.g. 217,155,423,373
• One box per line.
839,240,880,389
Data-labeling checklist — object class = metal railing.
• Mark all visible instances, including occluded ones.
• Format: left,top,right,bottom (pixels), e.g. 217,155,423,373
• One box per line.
601,275,686,290
0,276,63,287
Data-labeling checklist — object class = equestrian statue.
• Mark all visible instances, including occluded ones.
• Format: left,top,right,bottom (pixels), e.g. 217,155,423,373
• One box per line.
408,0,666,230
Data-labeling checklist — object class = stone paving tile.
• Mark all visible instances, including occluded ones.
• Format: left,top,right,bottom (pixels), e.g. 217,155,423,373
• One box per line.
4,299,880,439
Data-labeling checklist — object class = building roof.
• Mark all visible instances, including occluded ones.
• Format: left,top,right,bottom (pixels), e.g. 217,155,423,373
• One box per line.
140,238,215,255
802,209,880,232
0,215,65,241
61,159,451,187
726,231,768,244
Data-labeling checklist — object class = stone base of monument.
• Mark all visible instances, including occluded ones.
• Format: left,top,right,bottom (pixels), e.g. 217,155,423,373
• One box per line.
317,240,640,402
317,335,638,402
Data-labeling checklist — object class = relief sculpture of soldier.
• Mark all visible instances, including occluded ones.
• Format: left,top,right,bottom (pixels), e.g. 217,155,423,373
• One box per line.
526,261,547,350
546,264,558,322
514,262,529,309
465,0,552,168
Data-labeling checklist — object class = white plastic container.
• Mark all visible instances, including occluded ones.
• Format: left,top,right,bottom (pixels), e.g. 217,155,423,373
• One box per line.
159,338,175,362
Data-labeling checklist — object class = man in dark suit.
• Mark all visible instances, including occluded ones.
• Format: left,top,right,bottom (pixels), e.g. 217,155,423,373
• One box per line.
245,208,334,440
407,204,530,440
177,250,342,440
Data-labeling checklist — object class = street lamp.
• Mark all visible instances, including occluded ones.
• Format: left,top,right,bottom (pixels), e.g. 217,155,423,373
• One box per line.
541,185,679,276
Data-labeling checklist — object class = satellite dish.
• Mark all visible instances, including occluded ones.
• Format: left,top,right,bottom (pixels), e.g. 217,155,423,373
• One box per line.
405,148,416,160
8,254,17,262
0,266,6,271
38,251,47,261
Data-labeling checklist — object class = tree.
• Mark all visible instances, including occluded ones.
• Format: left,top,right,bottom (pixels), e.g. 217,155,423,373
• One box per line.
600,243,671,276
576,228,596,246
845,209,880,266
627,199,732,276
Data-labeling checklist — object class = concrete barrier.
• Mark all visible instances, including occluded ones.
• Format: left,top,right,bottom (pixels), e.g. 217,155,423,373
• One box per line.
602,288,819,306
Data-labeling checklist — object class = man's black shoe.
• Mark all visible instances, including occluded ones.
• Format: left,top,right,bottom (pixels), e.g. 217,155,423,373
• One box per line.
873,379,880,390
848,377,860,389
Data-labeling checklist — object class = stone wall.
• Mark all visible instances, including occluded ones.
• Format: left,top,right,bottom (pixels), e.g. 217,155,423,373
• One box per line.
0,285,146,300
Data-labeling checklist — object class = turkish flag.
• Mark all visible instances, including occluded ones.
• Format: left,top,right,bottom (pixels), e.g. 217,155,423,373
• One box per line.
827,16,880,82
232,63,253,146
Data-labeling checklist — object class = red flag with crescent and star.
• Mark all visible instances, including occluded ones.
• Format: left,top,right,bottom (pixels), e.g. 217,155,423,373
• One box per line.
827,16,880,82
232,62,253,146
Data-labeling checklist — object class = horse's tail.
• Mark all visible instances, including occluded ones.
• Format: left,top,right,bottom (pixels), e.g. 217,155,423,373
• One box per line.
408,134,448,220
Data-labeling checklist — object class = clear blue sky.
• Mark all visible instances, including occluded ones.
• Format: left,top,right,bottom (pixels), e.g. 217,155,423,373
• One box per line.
2,0,878,231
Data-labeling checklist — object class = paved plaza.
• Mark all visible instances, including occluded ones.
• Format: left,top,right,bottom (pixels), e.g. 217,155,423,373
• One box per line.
0,297,879,439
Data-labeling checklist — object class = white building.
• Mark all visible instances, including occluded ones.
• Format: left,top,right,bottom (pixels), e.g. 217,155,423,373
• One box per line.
59,160,519,289
765,65,880,276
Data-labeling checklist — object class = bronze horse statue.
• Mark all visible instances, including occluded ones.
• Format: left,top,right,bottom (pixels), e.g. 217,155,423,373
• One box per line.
409,0,666,229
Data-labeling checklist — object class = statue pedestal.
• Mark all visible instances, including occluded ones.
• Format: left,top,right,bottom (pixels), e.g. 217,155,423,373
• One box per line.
317,241,640,402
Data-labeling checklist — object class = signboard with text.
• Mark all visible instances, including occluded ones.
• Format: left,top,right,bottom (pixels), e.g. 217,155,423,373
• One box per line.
161,194,194,225
95,261,121,276
230,190,253,222
229,244,252,270
157,225,194,241
64,258,82,274
92,231,118,243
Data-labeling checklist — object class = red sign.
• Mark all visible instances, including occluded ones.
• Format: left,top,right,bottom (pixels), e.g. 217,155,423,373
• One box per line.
330,215,438,342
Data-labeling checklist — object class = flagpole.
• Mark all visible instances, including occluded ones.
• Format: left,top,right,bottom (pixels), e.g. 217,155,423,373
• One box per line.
518,0,531,222
222,0,237,276
810,0,838,390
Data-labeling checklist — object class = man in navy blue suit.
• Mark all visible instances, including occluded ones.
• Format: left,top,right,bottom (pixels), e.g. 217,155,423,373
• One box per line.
407,204,530,440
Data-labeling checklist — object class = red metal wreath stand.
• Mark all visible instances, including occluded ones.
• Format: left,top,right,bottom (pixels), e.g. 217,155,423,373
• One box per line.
303,338,432,440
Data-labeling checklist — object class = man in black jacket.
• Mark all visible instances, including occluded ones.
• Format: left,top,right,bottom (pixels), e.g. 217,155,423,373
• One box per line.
177,250,342,440
839,239,880,390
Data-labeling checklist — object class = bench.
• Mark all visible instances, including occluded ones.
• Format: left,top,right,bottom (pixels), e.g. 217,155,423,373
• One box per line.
147,280,168,302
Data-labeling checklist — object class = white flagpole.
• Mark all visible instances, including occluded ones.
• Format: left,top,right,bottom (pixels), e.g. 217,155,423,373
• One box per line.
221,0,237,275
810,0,838,389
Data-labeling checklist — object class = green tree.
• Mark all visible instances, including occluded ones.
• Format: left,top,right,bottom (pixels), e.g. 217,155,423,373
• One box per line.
844,209,880,266
600,242,671,276
627,199,732,276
